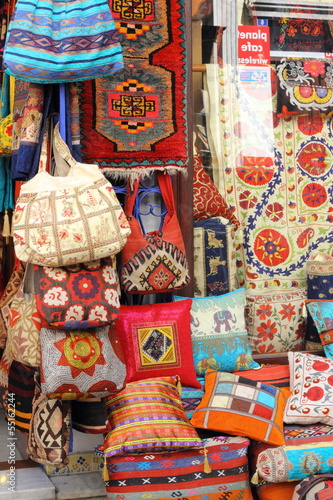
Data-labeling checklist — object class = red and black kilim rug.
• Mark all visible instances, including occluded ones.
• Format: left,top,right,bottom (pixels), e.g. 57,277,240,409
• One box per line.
78,0,188,178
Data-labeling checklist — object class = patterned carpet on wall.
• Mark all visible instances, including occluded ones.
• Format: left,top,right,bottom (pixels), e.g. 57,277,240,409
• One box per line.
78,0,189,178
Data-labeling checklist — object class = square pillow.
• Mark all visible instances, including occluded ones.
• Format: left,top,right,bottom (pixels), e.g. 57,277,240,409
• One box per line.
190,369,286,446
115,299,200,388
306,299,333,357
40,325,126,399
245,289,307,354
174,289,259,376
104,435,253,500
96,376,204,457
193,149,239,226
284,351,333,426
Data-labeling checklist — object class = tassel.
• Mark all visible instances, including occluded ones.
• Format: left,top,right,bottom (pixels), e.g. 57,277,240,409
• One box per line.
251,471,259,485
301,302,307,318
2,210,10,243
102,457,109,482
176,376,182,396
203,446,211,474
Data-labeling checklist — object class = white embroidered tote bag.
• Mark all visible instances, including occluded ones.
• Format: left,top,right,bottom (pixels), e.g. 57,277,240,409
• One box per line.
12,121,131,267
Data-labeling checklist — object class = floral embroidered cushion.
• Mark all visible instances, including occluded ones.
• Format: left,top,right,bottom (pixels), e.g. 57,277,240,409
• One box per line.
245,289,307,354
40,324,126,399
193,150,239,226
284,352,333,426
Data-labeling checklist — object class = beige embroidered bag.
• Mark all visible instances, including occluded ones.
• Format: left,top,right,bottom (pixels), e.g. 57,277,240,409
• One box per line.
12,121,131,267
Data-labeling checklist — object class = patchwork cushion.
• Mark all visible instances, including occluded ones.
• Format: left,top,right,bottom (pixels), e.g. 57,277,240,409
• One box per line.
104,435,253,500
174,289,259,376
284,352,333,426
116,299,200,388
97,376,203,457
245,289,307,354
190,369,286,446
234,363,291,399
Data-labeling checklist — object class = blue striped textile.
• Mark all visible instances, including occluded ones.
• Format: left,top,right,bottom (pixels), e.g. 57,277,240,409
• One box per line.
3,0,123,83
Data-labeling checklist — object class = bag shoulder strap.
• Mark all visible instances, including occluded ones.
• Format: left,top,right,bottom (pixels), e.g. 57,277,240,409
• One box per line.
38,117,77,174
124,173,176,217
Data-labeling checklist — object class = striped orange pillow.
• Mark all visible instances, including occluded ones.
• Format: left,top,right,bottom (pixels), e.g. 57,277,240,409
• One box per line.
97,376,203,457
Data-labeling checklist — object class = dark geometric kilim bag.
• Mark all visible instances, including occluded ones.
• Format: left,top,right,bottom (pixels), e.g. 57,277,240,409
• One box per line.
120,173,191,294
292,474,333,500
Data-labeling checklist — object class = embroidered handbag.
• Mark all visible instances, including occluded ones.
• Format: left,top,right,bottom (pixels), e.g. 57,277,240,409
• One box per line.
12,121,131,267
120,173,191,294
3,0,123,84
0,262,25,349
40,324,126,400
7,264,42,368
34,256,121,330
8,360,37,435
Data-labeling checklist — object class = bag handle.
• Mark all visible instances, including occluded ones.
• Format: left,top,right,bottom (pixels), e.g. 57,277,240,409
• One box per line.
124,173,176,218
38,117,76,175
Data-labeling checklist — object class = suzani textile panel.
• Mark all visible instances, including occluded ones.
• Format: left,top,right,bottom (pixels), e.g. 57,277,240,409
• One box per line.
205,64,333,292
79,0,188,177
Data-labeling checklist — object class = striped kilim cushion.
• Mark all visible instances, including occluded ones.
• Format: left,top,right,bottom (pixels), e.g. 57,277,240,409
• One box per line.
104,435,253,500
97,376,203,457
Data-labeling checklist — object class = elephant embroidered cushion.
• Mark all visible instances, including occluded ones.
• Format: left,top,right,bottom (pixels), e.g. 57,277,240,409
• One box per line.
115,299,201,388
174,289,259,376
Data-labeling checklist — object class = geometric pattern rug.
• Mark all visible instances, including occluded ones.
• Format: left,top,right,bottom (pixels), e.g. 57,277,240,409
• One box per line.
78,0,188,178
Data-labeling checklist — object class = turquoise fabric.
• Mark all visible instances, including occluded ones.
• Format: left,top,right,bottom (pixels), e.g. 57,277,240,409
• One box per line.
3,0,123,83
285,442,333,480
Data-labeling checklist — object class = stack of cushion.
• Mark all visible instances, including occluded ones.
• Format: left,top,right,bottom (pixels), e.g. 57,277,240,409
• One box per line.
96,288,333,500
